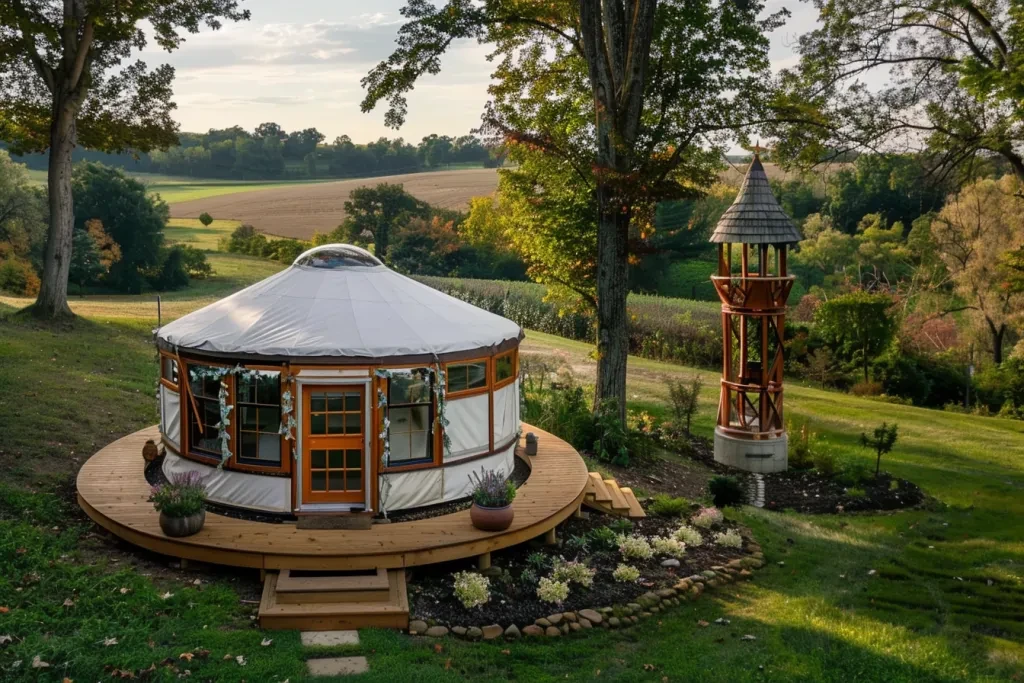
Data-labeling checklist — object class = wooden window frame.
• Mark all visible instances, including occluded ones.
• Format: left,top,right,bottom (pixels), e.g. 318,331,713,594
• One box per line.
159,352,180,392
444,356,491,398
379,365,443,474
383,370,436,471
493,349,518,390
230,365,290,475
181,359,233,467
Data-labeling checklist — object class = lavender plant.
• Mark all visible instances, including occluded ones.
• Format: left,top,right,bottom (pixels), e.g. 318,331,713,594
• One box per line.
149,471,207,518
469,467,517,508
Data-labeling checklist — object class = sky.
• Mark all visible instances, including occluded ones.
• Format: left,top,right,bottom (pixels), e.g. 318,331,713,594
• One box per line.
137,0,822,145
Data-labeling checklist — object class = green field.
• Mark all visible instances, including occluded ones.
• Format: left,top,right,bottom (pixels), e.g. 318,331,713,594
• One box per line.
0,259,1022,681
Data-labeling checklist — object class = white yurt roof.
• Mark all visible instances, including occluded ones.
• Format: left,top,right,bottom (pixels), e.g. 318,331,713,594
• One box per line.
157,244,523,361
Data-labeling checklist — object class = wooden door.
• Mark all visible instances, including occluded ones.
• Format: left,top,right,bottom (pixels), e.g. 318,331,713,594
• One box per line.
302,385,365,505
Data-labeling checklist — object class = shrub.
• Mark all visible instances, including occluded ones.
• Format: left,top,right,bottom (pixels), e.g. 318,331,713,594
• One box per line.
789,422,815,470
860,422,898,477
536,577,570,604
616,534,654,560
837,459,873,487
564,534,590,555
846,487,867,499
518,568,538,588
714,529,743,548
522,370,596,454
198,212,214,226
178,245,212,279
148,245,191,291
673,524,703,546
551,560,596,588
607,518,633,534
468,467,516,507
651,536,686,558
708,475,745,507
526,551,550,572
592,401,630,466
691,507,723,529
148,471,206,518
812,448,838,477
668,376,703,435
851,380,884,397
612,564,641,583
0,258,40,295
588,526,619,551
453,571,490,609
649,494,689,517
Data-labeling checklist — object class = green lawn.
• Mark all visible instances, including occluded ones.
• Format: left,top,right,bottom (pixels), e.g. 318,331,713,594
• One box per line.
1,277,1022,681
164,218,243,250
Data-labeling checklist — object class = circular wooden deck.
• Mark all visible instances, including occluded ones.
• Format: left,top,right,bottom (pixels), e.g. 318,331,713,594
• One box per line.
77,423,588,570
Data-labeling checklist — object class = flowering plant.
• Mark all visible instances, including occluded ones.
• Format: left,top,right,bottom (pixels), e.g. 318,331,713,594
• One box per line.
149,472,206,518
691,506,724,529
714,529,743,548
551,559,596,588
652,536,687,558
536,577,570,604
616,534,654,560
453,571,490,609
469,467,516,508
673,524,704,546
612,564,641,583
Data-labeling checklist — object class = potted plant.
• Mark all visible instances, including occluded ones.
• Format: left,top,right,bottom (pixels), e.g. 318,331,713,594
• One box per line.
468,467,516,532
149,471,208,537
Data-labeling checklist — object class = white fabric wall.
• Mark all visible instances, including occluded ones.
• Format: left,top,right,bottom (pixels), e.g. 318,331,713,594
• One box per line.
442,441,516,502
160,386,181,451
492,382,519,447
444,393,489,459
381,442,517,513
162,452,291,513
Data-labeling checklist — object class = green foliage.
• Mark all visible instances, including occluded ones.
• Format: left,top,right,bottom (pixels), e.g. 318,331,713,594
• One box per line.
69,227,106,293
592,401,630,466
72,163,170,294
148,245,191,292
0,150,47,269
861,422,899,477
649,494,691,518
525,551,550,573
148,472,206,518
0,256,40,295
837,459,874,487
564,534,590,556
198,212,214,227
222,224,309,265
587,526,619,552
708,475,746,508
468,468,516,507
668,375,703,436
789,422,818,470
814,291,897,382
846,487,867,499
607,518,634,535
812,448,839,478
337,183,429,258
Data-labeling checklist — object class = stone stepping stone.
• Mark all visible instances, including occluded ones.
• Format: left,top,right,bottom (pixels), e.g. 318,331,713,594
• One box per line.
307,656,369,677
301,630,360,647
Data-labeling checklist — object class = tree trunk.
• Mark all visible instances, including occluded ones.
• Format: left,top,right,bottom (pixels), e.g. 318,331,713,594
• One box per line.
32,110,76,319
594,199,630,421
990,319,1006,365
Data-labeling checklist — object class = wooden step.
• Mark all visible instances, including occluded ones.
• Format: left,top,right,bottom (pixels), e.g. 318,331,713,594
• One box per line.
275,568,390,604
259,569,409,631
603,479,630,511
618,487,647,519
586,473,612,503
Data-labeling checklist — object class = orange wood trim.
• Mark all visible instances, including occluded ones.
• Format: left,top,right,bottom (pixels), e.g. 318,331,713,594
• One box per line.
492,349,517,389
177,350,204,435
228,364,290,475
445,385,490,400
159,378,179,392
488,357,495,451
301,384,366,504
445,356,491,397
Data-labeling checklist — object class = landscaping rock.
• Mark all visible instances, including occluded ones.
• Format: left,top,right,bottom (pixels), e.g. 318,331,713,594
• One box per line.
578,609,603,625
637,592,660,609
425,626,449,637
482,624,503,641
727,559,745,569
545,626,561,637
630,616,639,623
535,617,552,628
579,618,592,628
702,570,717,580
480,566,503,577
640,611,652,618
740,569,753,579
674,579,692,591
409,620,428,635
466,627,482,640
301,631,359,647
570,622,581,632
504,624,521,640
657,588,677,599
560,622,569,634
608,617,621,628
563,612,577,622
307,657,369,677
625,603,640,614
661,559,680,568
650,606,660,614
547,613,564,626
523,625,544,637
687,574,705,583
451,626,467,637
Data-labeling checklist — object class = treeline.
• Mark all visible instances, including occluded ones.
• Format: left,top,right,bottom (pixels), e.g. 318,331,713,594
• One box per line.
3,125,506,181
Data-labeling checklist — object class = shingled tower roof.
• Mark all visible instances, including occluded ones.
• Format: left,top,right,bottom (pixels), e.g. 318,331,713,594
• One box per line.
710,154,802,244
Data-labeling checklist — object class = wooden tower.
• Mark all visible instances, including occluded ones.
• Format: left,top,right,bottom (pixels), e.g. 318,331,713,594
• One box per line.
709,154,801,472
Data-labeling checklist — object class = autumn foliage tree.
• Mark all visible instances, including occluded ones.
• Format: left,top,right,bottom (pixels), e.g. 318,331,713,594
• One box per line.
361,0,788,418
0,0,250,318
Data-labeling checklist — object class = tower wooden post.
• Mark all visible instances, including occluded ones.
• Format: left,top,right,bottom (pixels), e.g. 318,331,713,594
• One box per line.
709,154,800,473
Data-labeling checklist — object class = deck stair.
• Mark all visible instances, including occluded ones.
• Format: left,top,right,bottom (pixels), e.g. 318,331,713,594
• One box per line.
258,568,409,631
582,473,646,518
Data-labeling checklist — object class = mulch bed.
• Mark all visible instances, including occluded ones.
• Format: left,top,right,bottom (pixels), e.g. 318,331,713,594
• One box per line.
407,502,748,628
761,469,925,514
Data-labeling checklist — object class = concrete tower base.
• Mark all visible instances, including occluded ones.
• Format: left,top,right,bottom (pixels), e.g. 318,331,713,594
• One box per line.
713,427,788,473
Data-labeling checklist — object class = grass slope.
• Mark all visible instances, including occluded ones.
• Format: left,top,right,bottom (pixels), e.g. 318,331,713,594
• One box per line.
0,281,1022,681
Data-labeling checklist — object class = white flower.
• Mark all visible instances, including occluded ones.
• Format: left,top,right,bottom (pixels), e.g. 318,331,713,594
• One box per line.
452,571,490,609
652,536,686,558
536,577,570,604
612,564,641,583
673,524,703,546
713,529,743,548
616,534,654,560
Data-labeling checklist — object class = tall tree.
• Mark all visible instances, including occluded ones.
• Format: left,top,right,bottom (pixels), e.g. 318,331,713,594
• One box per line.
0,0,249,318
771,0,1024,183
814,291,897,382
361,0,787,418
339,183,429,258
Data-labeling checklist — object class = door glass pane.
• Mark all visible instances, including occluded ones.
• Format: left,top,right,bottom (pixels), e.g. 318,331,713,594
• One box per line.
327,413,344,433
310,413,326,434
346,449,361,469
311,449,326,468
328,450,343,468
344,413,361,433
311,395,326,412
346,471,361,491
328,471,345,491
344,393,360,411
326,392,344,411
311,471,326,491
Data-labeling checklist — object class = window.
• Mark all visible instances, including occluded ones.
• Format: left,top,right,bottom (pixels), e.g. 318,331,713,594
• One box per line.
188,364,224,457
446,361,487,394
309,390,362,435
495,351,516,384
388,370,433,465
161,356,179,387
236,371,282,466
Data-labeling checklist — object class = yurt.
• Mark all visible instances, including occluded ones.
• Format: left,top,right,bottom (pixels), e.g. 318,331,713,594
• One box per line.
154,244,523,517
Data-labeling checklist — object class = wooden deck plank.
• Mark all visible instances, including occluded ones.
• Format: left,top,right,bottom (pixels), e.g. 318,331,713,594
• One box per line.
77,423,588,570
586,473,612,503
604,479,629,511
619,487,647,519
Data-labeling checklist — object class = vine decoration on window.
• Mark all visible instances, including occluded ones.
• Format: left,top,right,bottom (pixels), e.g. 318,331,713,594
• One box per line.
187,365,281,469
373,365,450,517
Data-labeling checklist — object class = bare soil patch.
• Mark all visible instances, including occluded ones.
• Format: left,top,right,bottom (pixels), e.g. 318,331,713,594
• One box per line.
167,168,500,239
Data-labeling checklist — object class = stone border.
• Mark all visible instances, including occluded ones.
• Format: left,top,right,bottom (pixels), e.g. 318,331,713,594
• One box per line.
407,531,766,641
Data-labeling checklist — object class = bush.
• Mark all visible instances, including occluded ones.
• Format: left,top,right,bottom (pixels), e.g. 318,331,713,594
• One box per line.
612,564,641,583
0,258,40,295
851,380,884,397
789,422,816,470
837,459,873,487
861,422,898,477
148,471,206,518
198,212,214,226
148,246,191,291
708,475,746,507
812,448,839,477
846,487,867,498
668,376,702,435
453,571,490,609
673,524,703,546
713,529,743,548
592,401,630,466
587,527,618,551
651,536,686,558
616,534,654,560
690,507,723,528
179,245,212,279
551,560,595,588
649,494,690,517
536,577,570,604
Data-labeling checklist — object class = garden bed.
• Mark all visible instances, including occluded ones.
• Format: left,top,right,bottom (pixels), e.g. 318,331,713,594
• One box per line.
406,501,763,638
761,469,924,514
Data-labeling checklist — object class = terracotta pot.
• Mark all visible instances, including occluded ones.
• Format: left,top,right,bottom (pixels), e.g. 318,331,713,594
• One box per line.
159,510,206,537
470,502,514,532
